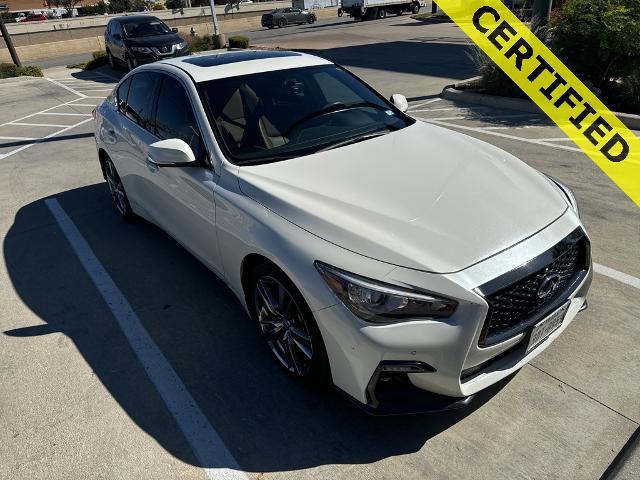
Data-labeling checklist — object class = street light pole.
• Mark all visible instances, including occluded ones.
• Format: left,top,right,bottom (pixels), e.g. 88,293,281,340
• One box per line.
0,9,22,67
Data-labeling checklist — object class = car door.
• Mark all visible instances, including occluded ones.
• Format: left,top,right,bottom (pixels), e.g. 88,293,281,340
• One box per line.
292,8,305,23
115,71,162,216
109,22,126,61
143,73,223,275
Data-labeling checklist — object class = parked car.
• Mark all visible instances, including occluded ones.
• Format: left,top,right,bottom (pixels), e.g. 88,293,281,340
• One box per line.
23,14,47,22
261,8,316,28
94,50,591,415
104,15,189,71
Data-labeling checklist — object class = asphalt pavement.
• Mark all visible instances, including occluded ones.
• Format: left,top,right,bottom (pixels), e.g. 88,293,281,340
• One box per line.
1,15,639,480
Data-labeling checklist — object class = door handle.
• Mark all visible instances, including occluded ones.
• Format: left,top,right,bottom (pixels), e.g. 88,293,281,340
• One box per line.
145,155,159,172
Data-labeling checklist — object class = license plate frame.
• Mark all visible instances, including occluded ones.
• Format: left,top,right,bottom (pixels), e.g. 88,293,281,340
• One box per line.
526,302,570,353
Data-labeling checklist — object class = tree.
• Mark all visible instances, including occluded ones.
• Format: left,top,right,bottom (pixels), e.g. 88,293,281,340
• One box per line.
108,0,132,13
50,0,82,16
531,0,553,30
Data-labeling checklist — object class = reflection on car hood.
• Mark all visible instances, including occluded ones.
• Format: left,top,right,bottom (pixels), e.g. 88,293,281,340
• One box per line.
238,122,568,273
125,33,182,47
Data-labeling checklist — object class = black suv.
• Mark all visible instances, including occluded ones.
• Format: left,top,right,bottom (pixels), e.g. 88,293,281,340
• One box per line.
105,16,190,71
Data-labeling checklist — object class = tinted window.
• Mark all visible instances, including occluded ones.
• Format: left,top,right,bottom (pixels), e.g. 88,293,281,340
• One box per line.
198,65,413,164
116,77,131,114
122,18,171,38
155,75,204,161
125,72,160,130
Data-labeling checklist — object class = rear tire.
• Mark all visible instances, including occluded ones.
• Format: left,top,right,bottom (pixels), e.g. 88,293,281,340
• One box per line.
307,15,316,24
278,18,286,28
103,157,135,220
378,8,386,19
248,262,331,386
411,2,420,14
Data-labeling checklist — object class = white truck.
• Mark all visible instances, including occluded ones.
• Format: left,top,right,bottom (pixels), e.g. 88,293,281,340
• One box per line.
340,0,422,20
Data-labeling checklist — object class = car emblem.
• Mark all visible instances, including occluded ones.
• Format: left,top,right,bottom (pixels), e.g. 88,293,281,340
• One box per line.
537,273,562,299
161,46,168,53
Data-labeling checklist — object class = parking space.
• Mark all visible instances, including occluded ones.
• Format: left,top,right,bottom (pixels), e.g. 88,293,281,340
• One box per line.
0,66,638,480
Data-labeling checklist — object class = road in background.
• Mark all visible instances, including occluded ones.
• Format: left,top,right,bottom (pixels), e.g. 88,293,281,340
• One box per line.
1,16,639,480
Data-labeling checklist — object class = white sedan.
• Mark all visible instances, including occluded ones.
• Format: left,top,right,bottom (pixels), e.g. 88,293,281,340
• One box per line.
94,50,592,414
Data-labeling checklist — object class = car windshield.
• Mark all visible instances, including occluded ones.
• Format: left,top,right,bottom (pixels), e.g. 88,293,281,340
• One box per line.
122,19,171,38
198,64,414,164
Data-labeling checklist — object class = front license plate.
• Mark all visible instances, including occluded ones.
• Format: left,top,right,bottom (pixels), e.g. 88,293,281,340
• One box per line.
526,302,570,353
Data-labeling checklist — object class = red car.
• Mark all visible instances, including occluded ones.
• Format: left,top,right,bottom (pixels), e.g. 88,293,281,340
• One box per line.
24,14,47,22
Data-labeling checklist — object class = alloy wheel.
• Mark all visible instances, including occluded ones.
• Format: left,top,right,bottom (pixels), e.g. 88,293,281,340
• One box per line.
254,275,314,376
105,160,128,216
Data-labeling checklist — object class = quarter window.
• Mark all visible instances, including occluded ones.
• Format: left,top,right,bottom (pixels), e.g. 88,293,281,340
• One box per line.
116,76,131,114
155,75,205,161
125,72,160,130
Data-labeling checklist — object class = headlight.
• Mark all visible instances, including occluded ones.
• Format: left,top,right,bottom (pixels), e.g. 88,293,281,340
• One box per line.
177,41,187,50
130,46,152,53
315,262,457,323
547,175,580,217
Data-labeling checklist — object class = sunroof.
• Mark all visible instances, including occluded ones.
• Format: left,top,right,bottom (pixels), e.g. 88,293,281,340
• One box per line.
182,50,302,67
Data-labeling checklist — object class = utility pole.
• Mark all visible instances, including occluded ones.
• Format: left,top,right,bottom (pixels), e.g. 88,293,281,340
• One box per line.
209,0,220,35
0,7,22,67
531,0,553,31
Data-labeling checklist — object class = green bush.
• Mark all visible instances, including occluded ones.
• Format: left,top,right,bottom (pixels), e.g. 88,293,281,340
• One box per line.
0,63,43,79
469,47,527,98
550,0,640,89
152,3,165,10
228,35,250,49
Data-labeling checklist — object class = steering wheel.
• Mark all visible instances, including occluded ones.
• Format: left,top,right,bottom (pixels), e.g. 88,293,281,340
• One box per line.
283,102,350,138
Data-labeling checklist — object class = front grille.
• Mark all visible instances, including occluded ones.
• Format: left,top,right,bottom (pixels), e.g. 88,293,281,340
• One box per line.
478,229,589,346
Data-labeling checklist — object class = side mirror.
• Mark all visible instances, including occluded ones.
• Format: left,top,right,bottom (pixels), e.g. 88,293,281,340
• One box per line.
148,139,196,167
390,94,408,113
172,27,179,33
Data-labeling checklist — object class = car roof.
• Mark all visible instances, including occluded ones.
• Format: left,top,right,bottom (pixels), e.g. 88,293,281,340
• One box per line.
156,50,332,83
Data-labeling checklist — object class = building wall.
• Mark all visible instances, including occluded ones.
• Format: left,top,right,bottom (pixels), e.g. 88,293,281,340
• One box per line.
5,0,94,12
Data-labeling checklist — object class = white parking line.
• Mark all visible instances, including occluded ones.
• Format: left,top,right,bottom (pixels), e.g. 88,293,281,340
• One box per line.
594,263,640,290
45,198,248,480
46,78,87,98
0,135,38,141
10,122,72,128
408,98,442,109
420,118,583,153
409,107,457,113
0,118,93,160
39,112,92,117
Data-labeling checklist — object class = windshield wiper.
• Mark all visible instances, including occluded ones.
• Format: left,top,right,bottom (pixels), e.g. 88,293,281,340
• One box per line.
317,130,391,153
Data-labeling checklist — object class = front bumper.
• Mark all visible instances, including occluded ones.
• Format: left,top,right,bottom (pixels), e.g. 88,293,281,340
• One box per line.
314,211,591,413
128,46,190,65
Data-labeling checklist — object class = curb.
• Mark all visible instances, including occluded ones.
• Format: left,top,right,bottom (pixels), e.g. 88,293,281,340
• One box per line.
441,86,640,131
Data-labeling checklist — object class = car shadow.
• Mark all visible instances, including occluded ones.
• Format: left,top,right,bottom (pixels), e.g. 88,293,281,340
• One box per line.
3,183,516,473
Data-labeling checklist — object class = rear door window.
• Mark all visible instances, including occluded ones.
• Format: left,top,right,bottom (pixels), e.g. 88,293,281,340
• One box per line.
125,72,161,131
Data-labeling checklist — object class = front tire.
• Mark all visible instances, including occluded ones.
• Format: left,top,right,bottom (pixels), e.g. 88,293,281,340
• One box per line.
411,2,420,14
107,50,116,70
378,8,386,19
278,18,286,28
126,55,136,72
307,15,316,24
104,157,135,219
248,263,330,385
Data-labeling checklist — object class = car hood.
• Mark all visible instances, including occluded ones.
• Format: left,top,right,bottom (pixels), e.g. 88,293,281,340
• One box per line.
125,33,181,47
237,122,568,273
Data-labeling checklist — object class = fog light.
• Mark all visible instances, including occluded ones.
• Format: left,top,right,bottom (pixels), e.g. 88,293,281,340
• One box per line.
378,361,436,373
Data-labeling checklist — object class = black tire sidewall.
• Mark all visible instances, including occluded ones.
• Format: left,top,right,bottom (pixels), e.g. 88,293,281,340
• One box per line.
105,157,135,220
248,263,331,386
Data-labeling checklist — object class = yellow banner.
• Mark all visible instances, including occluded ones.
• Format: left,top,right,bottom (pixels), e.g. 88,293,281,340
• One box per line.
436,0,640,208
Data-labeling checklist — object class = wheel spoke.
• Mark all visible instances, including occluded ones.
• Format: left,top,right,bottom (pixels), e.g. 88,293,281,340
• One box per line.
287,335,304,374
256,279,278,315
289,326,313,359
